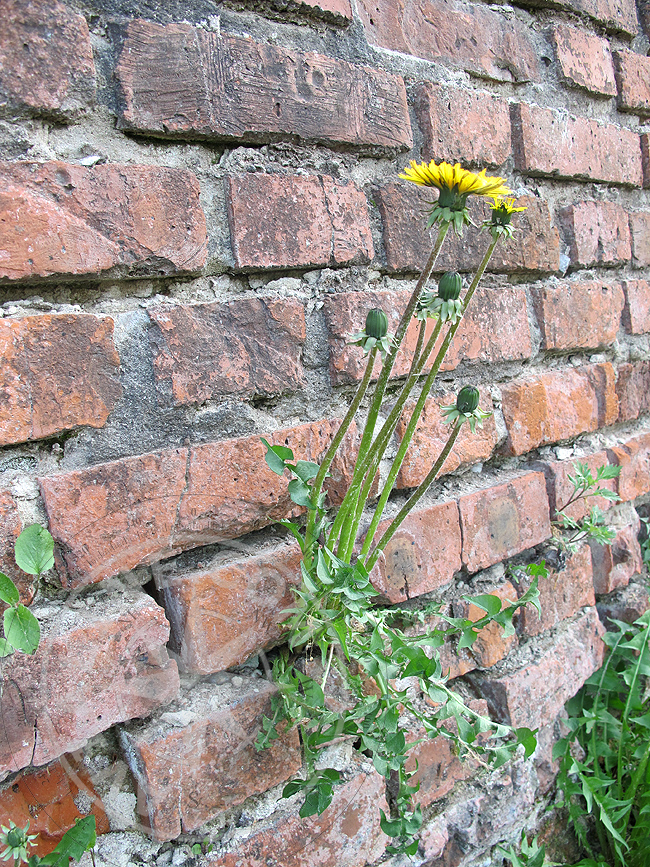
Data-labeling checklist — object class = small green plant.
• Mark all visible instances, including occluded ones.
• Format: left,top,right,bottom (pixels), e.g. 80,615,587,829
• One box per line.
552,462,621,555
554,610,650,867
0,524,53,657
0,816,96,866
499,831,560,867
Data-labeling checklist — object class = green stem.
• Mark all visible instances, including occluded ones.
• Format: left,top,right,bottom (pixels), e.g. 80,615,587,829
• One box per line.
332,225,450,548
359,234,500,565
365,422,462,570
304,346,378,565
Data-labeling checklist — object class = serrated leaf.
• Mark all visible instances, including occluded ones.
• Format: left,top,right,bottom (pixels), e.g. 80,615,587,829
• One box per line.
4,604,40,653
515,727,537,758
466,593,502,617
15,524,54,576
0,572,19,606
40,816,96,864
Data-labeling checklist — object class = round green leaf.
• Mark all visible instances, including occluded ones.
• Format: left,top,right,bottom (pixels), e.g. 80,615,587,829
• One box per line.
0,572,20,606
15,524,54,576
4,604,40,654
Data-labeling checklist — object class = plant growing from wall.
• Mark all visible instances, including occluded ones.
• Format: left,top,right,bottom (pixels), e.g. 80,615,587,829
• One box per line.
0,816,96,867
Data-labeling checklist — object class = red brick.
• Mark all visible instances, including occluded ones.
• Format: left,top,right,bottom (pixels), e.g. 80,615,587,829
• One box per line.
559,0,639,34
551,24,616,97
116,20,411,151
158,544,301,674
533,280,624,350
227,174,373,270
591,518,643,594
512,103,643,186
149,298,306,405
541,450,617,521
597,580,650,625
369,500,462,603
616,361,650,421
517,546,595,636
0,489,32,604
614,49,650,115
122,678,301,841
630,211,650,266
0,590,179,776
376,185,559,274
324,284,531,386
608,433,650,500
501,363,619,456
206,757,388,867
292,0,352,18
0,314,122,447
414,82,512,166
0,162,207,281
457,582,519,668
459,472,552,572
642,134,650,187
470,607,605,729
0,0,95,119
405,701,488,807
621,279,650,333
40,421,355,586
0,756,109,856
396,388,498,488
357,0,540,82
561,201,632,267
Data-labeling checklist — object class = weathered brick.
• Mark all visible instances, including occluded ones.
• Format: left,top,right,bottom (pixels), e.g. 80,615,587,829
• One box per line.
470,607,605,729
121,678,301,841
405,701,488,807
0,590,179,777
0,489,31,603
551,24,616,97
369,500,462,603
396,388,499,488
40,420,355,586
517,546,595,636
0,755,109,856
323,284,532,386
630,211,650,266
597,580,650,626
591,517,642,594
501,363,619,456
0,162,207,281
614,49,650,115
621,279,650,333
158,544,301,674
292,0,352,18
227,174,373,270
149,298,306,405
376,185,559,274
559,0,639,34
512,103,643,186
206,756,388,867
456,582,519,668
641,0,650,36
414,82,512,166
541,450,617,521
616,361,650,420
533,280,624,350
459,472,552,572
116,20,411,151
0,0,95,119
561,201,632,267
608,433,650,501
356,0,540,82
0,314,122,447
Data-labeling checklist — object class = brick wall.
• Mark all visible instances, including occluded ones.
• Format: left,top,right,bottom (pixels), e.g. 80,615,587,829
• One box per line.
0,0,649,864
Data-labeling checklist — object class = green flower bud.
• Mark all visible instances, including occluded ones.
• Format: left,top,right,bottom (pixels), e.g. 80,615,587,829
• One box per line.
5,828,26,849
437,271,462,302
365,308,389,340
456,386,480,414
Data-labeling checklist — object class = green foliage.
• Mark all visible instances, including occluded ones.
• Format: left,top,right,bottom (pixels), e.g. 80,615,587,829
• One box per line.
499,831,560,867
553,462,621,554
554,611,650,867
0,524,52,657
0,816,95,866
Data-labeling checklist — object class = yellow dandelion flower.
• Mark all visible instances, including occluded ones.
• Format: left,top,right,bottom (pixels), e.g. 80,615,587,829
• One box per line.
484,196,528,240
399,160,512,234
